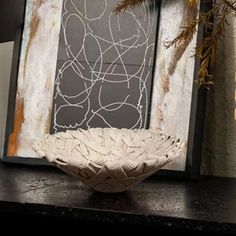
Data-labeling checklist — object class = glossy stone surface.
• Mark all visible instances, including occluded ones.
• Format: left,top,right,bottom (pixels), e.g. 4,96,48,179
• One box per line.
0,162,235,233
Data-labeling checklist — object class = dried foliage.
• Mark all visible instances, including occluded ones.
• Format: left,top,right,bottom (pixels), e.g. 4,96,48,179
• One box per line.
114,0,199,12
114,0,145,13
115,0,236,87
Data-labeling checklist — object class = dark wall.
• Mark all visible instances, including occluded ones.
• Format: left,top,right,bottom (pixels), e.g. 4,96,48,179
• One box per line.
0,0,25,43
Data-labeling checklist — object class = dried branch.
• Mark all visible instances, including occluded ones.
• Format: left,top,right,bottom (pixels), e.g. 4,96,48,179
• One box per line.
114,0,145,13
164,22,198,48
222,0,236,12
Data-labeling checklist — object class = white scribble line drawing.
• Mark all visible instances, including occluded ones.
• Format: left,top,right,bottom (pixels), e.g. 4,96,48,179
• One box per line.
53,0,156,132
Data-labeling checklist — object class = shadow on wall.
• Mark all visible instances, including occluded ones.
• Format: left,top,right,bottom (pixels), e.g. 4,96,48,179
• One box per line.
0,42,14,157
201,17,236,177
0,0,25,43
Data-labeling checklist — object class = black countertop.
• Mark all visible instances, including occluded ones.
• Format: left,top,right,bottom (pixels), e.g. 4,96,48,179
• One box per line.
0,162,235,234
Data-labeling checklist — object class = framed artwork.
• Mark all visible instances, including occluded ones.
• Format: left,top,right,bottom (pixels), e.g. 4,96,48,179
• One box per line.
2,0,208,178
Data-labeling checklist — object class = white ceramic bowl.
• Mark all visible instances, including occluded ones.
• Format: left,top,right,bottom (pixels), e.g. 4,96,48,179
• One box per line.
34,128,184,193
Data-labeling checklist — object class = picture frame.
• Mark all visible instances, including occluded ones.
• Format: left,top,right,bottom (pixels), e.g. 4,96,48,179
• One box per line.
1,0,210,179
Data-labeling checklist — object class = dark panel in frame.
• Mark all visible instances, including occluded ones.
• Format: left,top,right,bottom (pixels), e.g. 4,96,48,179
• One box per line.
51,0,159,132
